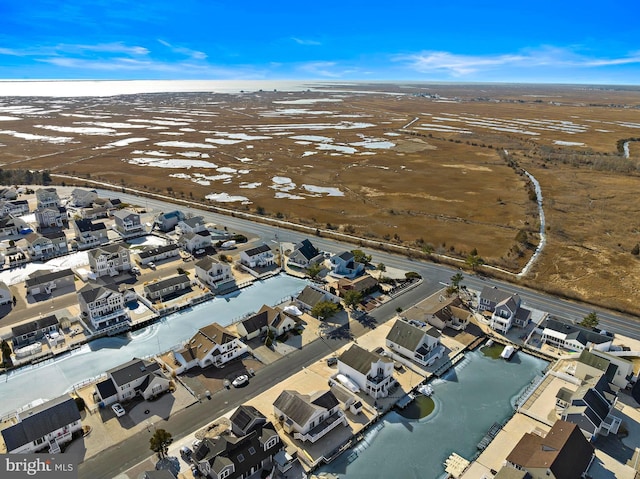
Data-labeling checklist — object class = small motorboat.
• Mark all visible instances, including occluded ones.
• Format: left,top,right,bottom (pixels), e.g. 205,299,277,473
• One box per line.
500,345,516,360
417,384,434,396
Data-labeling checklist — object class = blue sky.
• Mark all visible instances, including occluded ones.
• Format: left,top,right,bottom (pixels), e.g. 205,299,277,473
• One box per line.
1,0,639,84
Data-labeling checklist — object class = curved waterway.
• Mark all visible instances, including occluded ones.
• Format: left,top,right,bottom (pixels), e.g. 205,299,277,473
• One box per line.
0,275,308,417
318,350,548,479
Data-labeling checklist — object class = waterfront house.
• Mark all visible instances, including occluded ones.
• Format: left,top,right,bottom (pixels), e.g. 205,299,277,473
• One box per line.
25,269,75,297
0,281,11,305
192,422,282,479
175,215,207,235
230,405,267,437
35,206,68,230
505,420,594,479
273,389,348,443
536,317,613,353
330,383,363,415
236,304,297,341
73,219,108,249
329,251,364,279
77,283,130,332
11,315,60,349
294,285,339,312
195,256,235,291
287,239,324,268
581,349,635,389
240,244,275,268
94,358,170,406
35,187,60,209
385,318,443,367
113,209,144,237
422,295,472,331
144,274,191,301
479,286,531,334
88,243,131,277
173,323,248,373
0,394,81,454
0,199,30,217
337,344,395,399
70,188,98,207
25,230,68,260
180,230,212,253
154,210,185,232
137,243,180,265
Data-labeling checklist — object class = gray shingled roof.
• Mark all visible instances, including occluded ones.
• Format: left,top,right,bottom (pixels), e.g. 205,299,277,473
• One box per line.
273,390,335,428
145,274,190,293
12,315,58,337
78,282,119,303
25,268,74,288
74,219,106,232
107,358,162,387
480,286,515,305
138,243,179,259
244,244,271,256
1,395,80,451
296,286,326,308
386,319,428,351
338,344,392,375
542,318,612,346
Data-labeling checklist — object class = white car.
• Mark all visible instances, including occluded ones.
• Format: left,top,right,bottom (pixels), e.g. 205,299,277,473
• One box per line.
232,375,249,388
111,403,125,417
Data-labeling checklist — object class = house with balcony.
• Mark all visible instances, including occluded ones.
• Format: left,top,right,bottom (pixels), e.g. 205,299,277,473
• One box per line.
25,230,68,260
504,420,595,479
479,286,531,334
195,256,235,291
329,251,365,279
136,243,180,265
0,199,30,217
25,268,75,297
386,318,443,367
94,358,170,406
144,274,191,301
0,216,24,239
273,389,348,443
337,344,395,399
88,243,131,277
180,230,212,253
113,209,144,237
70,188,98,208
236,304,298,341
77,283,130,333
536,317,613,353
240,244,275,268
172,323,248,373
556,372,621,441
421,296,472,331
154,210,185,232
287,239,324,268
175,215,207,235
11,315,60,348
73,219,108,249
35,206,68,230
35,187,60,209
191,420,282,479
0,394,81,454
0,186,18,200
80,205,109,220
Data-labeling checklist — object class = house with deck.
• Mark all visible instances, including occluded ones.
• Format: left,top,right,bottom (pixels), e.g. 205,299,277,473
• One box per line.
287,239,324,268
94,358,170,405
236,304,298,341
77,283,130,333
337,344,395,399
144,274,191,301
0,199,29,217
0,395,81,454
386,318,443,366
11,315,60,348
35,187,60,209
329,251,364,279
25,268,75,297
240,244,275,268
173,323,248,373
113,209,144,237
154,210,185,232
195,256,235,291
73,219,108,249
70,188,98,207
35,206,68,230
25,230,68,260
273,389,348,443
479,286,531,333
88,243,131,277
294,285,339,312
0,216,23,238
536,317,613,353
176,215,207,235
136,243,180,265
423,296,472,331
180,230,212,253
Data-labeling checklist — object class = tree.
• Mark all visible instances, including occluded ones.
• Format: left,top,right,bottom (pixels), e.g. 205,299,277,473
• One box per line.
351,249,372,266
1,340,13,368
343,290,363,310
307,263,323,279
310,301,340,319
376,263,386,273
422,244,435,256
149,428,173,459
466,253,485,271
450,272,464,292
579,312,599,329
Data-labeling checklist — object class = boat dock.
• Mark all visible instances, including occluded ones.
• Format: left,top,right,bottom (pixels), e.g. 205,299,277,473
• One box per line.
444,453,470,478
477,422,502,450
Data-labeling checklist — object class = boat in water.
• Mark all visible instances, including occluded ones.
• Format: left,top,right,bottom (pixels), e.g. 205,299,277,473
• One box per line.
417,384,434,396
500,345,516,360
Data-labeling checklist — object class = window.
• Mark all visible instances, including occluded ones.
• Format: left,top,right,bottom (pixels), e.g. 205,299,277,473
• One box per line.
237,454,245,463
248,447,256,455
220,469,230,479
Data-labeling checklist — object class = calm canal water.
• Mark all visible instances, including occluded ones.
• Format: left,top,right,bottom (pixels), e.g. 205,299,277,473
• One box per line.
318,349,548,479
0,275,308,417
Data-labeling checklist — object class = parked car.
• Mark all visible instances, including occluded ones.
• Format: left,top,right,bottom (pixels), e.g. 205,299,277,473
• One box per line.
148,262,156,270
111,403,125,417
180,446,193,459
195,248,205,255
326,356,338,366
232,374,249,388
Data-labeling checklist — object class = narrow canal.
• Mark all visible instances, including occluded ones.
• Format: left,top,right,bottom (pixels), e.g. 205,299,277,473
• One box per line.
318,349,548,479
0,275,308,417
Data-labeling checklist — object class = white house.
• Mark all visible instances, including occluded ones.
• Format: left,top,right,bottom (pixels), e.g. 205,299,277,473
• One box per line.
24,231,68,260
34,206,67,230
136,243,180,265
273,389,348,443
88,243,131,277
479,286,531,334
0,199,29,217
329,251,364,279
35,187,60,209
113,209,144,237
173,323,248,373
287,239,324,268
70,188,98,207
73,219,108,249
337,344,395,399
25,268,75,297
180,230,212,253
175,216,207,235
385,318,443,366
77,283,130,333
195,256,235,291
0,281,12,305
236,304,298,340
94,358,170,405
144,274,191,301
1,395,81,454
536,318,613,353
240,244,275,268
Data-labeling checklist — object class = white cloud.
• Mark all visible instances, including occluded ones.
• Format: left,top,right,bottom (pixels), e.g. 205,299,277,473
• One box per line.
158,39,207,60
292,37,321,46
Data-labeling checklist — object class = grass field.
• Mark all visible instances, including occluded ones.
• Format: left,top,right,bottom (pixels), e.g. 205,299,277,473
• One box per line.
1,82,640,314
